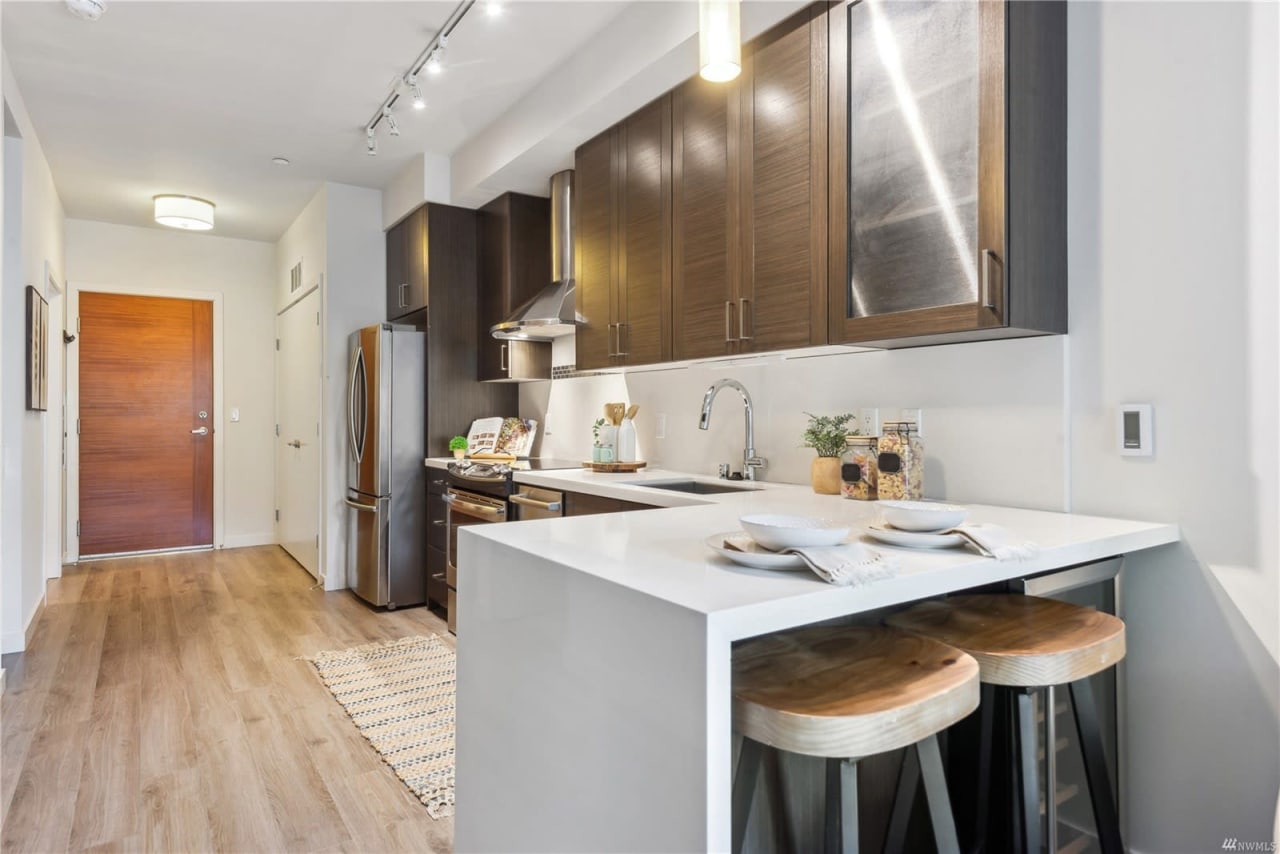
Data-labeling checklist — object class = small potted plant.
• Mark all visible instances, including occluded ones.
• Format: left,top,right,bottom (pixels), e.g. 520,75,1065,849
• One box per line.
590,418,612,463
802,412,855,495
448,436,468,460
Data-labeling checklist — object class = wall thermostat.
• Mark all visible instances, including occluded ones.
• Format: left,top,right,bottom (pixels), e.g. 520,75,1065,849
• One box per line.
1117,404,1153,456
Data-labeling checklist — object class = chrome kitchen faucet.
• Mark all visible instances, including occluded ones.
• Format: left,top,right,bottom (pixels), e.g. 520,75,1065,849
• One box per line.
699,379,766,481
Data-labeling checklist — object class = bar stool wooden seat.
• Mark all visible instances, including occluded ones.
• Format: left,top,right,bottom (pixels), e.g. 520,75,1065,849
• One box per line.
887,594,1126,854
732,625,980,854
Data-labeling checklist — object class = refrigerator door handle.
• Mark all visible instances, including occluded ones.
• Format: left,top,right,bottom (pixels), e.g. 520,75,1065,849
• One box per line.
348,345,367,464
344,497,379,512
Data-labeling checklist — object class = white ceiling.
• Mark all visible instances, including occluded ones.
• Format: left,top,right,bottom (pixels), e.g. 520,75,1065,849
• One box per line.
2,0,627,241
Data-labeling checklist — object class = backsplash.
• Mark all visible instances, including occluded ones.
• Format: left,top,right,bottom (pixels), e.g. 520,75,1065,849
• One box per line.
520,335,1068,511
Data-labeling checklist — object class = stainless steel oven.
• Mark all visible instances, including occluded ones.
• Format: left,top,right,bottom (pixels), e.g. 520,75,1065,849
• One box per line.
509,487,564,521
442,486,506,634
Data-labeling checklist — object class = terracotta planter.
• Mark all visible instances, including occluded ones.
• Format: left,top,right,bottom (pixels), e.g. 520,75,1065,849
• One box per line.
810,456,842,495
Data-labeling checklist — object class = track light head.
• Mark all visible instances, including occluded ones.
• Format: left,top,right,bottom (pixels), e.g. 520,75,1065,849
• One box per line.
406,74,426,110
484,2,503,17
383,110,400,136
426,36,448,75
366,127,377,156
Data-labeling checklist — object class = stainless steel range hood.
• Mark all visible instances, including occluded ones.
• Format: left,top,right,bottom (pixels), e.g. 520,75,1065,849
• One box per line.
491,170,582,340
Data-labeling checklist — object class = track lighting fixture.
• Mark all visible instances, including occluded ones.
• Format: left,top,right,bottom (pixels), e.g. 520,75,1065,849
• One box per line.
426,36,448,75
484,2,503,17
407,75,426,110
383,110,401,136
366,127,377,156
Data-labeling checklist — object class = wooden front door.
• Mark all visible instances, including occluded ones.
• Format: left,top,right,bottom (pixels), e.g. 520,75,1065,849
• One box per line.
79,292,214,556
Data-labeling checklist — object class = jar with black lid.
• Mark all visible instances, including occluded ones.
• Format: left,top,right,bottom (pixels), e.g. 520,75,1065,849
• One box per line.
841,436,879,501
877,422,923,500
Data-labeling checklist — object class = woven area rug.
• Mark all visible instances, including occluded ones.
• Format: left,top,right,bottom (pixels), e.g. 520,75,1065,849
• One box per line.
306,635,457,819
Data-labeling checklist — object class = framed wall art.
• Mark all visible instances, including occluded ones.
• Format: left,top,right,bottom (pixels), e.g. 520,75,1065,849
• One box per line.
26,285,48,411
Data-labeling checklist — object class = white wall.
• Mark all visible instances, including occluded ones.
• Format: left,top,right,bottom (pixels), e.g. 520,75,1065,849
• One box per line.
382,153,451,229
1,56,66,654
276,182,384,591
64,219,277,550
522,1,1280,845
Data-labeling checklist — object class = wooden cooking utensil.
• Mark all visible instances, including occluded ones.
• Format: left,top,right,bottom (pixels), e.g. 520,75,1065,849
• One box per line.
625,404,639,421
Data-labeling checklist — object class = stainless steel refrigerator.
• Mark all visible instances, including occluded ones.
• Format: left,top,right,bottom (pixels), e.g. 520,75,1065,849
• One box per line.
345,323,427,608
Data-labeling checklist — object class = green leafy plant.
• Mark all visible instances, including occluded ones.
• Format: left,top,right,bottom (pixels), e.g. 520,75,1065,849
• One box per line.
802,412,856,458
448,436,468,452
591,418,606,445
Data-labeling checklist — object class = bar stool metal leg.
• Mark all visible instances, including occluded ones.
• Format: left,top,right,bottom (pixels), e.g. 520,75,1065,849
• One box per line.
883,747,920,854
1069,677,1124,854
1015,688,1041,854
1045,685,1057,853
970,683,995,854
823,758,859,854
917,734,962,854
732,737,764,854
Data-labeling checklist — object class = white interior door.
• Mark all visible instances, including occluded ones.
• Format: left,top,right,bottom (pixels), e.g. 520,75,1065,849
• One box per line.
276,289,321,576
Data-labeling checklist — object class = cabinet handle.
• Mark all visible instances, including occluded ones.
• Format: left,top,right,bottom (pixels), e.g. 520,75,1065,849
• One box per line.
980,249,1000,310
608,322,618,357
398,282,408,308
616,323,629,357
724,301,736,344
500,343,508,373
738,297,752,342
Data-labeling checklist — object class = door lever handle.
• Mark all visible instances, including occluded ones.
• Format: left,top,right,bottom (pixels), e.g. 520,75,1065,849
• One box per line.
191,427,209,436
288,439,303,448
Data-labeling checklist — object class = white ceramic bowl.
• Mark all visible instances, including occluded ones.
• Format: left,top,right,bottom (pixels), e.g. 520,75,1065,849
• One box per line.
739,514,850,551
878,500,970,532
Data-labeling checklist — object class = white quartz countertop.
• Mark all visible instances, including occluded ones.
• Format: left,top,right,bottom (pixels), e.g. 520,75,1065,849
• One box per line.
458,464,1181,640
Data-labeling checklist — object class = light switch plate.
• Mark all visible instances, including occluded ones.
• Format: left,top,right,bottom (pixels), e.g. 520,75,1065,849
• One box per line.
655,414,667,440
230,408,240,423
857,408,880,437
1117,403,1153,456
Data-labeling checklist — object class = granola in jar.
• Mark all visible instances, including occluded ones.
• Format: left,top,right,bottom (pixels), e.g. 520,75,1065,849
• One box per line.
876,422,923,500
841,436,879,501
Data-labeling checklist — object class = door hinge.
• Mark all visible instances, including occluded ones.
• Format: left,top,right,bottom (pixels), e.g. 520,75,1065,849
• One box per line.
316,311,320,326
76,520,81,537
315,422,320,436
275,338,280,351
315,534,319,548
76,316,81,334
275,509,280,522
76,418,81,435
275,423,280,436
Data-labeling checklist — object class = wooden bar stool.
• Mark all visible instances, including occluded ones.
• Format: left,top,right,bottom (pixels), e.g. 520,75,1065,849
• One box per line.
732,626,980,854
887,594,1126,854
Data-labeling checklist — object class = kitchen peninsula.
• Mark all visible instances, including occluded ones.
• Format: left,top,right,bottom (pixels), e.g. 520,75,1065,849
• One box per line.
449,466,1179,853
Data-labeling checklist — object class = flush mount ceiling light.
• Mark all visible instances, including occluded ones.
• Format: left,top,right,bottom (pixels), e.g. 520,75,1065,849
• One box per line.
154,195,215,231
65,0,106,21
699,0,741,83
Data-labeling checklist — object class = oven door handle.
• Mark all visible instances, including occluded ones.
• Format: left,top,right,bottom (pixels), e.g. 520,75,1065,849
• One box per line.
510,494,562,512
442,493,507,521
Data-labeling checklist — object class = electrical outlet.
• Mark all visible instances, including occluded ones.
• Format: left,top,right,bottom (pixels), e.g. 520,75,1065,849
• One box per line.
655,414,667,440
857,408,880,437
900,408,923,435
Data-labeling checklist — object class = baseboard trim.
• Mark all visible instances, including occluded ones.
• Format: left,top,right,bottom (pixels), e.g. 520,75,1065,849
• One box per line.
221,532,277,549
24,593,46,649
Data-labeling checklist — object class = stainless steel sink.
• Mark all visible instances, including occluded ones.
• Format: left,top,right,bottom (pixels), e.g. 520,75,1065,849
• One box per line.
629,480,759,495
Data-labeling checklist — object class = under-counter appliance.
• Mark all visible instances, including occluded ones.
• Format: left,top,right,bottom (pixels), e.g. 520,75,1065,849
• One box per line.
346,324,427,609
438,459,576,633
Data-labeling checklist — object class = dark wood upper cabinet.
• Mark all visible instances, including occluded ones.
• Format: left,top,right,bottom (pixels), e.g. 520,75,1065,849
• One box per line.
672,75,739,361
615,96,673,367
574,128,616,372
827,0,1066,347
478,193,553,382
387,206,429,321
739,5,829,353
574,97,673,370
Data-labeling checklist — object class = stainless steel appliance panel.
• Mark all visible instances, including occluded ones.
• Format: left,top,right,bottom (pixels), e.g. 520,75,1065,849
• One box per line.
509,487,564,521
345,493,388,605
444,487,507,634
347,325,392,498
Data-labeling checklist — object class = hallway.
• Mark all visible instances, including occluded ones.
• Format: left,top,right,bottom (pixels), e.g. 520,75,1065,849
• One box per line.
0,546,453,853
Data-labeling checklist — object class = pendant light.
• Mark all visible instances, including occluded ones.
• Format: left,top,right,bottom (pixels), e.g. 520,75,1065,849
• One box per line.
153,195,215,230
699,0,741,83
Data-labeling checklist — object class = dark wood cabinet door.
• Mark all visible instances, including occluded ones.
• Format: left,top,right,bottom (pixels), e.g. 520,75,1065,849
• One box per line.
478,194,553,381
574,128,616,371
616,95,672,367
477,199,507,380
405,206,429,316
740,6,828,352
672,76,739,361
386,216,408,319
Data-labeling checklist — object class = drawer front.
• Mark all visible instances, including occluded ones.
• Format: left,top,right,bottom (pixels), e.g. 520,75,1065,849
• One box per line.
447,589,457,634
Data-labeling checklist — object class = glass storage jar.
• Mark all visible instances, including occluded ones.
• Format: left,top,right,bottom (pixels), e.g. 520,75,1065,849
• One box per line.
877,422,923,500
841,436,879,501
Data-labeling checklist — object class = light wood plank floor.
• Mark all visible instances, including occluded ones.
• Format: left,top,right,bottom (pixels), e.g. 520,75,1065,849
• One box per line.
0,546,455,853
